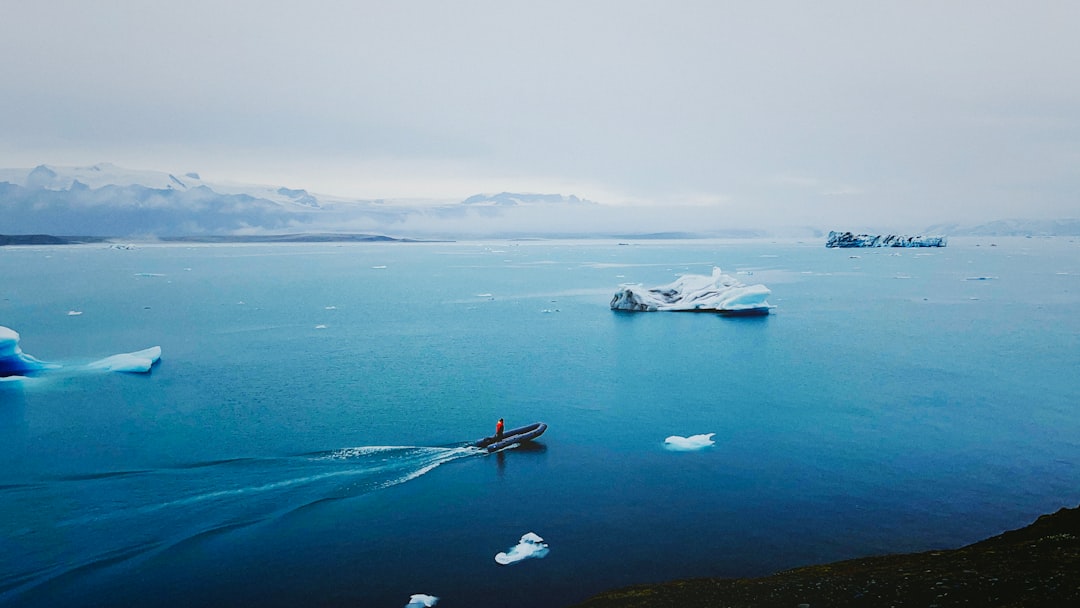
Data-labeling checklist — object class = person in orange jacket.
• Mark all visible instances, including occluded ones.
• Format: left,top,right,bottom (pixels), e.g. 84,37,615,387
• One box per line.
495,418,504,439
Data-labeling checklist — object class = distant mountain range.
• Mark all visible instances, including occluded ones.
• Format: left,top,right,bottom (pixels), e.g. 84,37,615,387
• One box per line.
0,163,1076,239
0,163,603,238
924,219,1080,237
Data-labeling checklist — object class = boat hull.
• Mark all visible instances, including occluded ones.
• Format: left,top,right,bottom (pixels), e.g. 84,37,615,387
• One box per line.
475,422,547,452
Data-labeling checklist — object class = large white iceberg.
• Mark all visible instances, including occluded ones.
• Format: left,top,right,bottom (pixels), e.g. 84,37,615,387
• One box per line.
495,532,550,565
0,326,160,378
826,231,947,248
610,267,773,315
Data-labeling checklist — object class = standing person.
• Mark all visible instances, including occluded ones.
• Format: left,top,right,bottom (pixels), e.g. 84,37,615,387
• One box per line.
496,418,504,439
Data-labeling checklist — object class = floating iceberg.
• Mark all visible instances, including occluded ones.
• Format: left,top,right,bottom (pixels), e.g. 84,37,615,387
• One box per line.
826,231,947,248
495,532,550,565
86,346,162,373
664,433,716,451
0,327,60,378
610,267,773,315
404,594,439,607
0,326,160,378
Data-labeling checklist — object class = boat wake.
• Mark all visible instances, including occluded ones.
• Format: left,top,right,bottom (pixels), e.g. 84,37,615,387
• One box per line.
0,445,481,602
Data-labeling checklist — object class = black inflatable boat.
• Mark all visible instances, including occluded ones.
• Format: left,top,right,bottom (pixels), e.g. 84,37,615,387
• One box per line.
475,422,547,452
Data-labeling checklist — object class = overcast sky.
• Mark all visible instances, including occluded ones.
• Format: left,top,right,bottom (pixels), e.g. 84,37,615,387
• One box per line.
2,1,1078,230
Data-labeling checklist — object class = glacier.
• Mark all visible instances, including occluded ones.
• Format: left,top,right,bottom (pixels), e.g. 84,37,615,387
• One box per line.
610,267,773,315
0,326,160,378
826,230,947,248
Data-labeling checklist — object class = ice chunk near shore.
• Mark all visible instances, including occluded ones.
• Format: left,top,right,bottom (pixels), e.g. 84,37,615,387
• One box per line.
405,594,439,607
664,433,716,451
495,532,550,565
0,327,60,378
610,267,772,315
86,346,162,373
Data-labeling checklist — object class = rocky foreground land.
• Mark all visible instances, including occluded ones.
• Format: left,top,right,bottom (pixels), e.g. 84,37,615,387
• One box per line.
571,505,1080,608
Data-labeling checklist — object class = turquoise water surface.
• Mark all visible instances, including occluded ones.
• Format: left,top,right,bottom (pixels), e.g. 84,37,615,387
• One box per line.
1,238,1078,607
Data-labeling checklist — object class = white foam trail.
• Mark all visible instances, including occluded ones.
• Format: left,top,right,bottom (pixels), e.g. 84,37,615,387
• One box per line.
664,433,716,451
60,447,480,527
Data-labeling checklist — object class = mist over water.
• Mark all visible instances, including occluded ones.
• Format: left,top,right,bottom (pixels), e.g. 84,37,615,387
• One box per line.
1,238,1078,606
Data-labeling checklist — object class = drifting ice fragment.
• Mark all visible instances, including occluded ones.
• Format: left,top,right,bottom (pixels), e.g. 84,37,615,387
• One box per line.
664,433,716,451
405,594,439,607
495,532,550,565
610,267,772,315
87,346,162,373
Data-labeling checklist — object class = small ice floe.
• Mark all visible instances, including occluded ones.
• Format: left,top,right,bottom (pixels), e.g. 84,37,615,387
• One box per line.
476,293,493,298
67,310,83,316
404,594,439,607
324,305,337,310
372,265,387,269
315,324,327,329
664,433,716,451
540,309,560,314
495,532,549,565
87,346,162,373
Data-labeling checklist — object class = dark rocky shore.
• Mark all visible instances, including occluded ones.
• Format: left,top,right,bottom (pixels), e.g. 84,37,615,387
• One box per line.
571,505,1080,608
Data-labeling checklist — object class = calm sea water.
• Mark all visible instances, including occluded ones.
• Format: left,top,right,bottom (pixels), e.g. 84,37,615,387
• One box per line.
1,237,1078,607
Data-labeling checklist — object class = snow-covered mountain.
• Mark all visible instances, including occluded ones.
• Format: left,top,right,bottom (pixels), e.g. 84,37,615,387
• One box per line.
0,163,324,208
0,163,605,238
4,163,1077,239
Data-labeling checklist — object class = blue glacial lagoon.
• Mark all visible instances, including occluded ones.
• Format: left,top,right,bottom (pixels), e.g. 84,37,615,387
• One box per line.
1,237,1078,607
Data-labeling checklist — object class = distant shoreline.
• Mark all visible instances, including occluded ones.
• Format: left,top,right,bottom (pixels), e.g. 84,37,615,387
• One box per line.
0,233,433,246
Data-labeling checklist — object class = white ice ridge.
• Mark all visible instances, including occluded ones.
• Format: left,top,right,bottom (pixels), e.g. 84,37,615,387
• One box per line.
610,267,773,314
405,593,439,607
0,326,160,378
495,532,550,565
664,433,716,451
86,346,162,373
